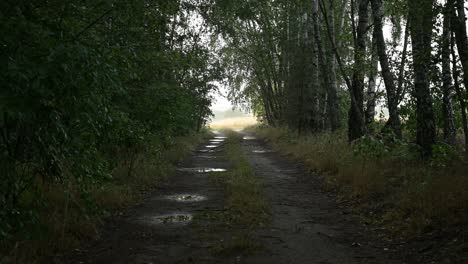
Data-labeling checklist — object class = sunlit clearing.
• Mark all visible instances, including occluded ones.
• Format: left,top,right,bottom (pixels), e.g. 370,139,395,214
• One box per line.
209,108,258,130
210,116,258,130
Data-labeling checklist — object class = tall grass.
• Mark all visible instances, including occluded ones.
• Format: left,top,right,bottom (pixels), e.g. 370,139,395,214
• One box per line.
254,126,468,238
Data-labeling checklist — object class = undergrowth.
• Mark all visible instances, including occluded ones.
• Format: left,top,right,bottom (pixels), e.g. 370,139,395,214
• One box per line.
253,126,468,241
0,131,209,264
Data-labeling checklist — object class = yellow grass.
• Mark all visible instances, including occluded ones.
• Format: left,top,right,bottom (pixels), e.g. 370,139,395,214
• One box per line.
209,116,258,130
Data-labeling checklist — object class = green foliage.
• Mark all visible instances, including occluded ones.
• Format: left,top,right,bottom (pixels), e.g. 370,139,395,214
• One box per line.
352,136,390,159
430,143,461,168
1,0,220,251
352,134,420,161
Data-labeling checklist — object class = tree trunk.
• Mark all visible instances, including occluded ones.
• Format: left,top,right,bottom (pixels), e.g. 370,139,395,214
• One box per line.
441,2,457,145
408,0,436,156
349,0,369,142
370,0,402,138
286,6,317,133
451,31,468,159
397,15,410,103
450,0,468,94
314,0,340,131
366,32,378,127
449,0,468,157
326,0,341,131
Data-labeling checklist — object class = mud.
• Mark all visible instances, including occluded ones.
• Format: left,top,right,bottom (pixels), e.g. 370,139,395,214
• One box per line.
64,132,413,264
64,134,231,264
239,135,401,264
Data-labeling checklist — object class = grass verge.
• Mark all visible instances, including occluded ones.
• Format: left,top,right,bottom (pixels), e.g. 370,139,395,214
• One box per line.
198,130,268,256
1,131,209,264
252,126,468,257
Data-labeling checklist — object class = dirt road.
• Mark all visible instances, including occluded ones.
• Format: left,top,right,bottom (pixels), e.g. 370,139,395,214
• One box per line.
239,134,400,264
66,132,404,264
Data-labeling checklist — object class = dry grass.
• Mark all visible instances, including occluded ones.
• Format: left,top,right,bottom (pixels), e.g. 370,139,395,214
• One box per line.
254,126,468,238
209,116,258,131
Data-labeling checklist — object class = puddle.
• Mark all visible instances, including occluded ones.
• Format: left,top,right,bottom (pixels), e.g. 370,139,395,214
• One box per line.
209,139,225,142
253,150,273,153
243,136,257,140
197,149,216,153
196,155,217,159
204,145,218,148
164,194,207,202
214,136,227,139
177,167,227,173
141,213,193,225
199,168,227,172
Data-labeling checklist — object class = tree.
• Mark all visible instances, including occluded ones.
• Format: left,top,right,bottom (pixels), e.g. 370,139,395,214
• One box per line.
407,0,436,156
370,0,402,138
441,1,457,145
348,0,370,142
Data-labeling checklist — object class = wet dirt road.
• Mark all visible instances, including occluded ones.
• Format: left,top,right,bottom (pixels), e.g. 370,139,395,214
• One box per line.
240,135,401,264
66,132,404,264
67,133,231,263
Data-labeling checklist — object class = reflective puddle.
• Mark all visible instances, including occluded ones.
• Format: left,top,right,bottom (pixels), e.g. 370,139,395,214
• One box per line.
204,145,218,148
253,150,273,153
177,167,227,173
141,213,193,225
243,136,257,140
199,168,227,172
209,139,225,142
164,194,207,202
214,136,227,139
197,149,216,153
196,155,217,159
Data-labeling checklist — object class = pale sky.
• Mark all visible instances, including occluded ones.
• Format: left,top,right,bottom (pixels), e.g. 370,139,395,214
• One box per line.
211,85,233,112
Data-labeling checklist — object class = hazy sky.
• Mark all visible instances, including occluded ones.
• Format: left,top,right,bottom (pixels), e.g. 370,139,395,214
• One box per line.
211,85,233,112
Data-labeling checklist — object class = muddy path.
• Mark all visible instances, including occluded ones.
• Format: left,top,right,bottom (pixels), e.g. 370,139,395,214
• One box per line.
240,134,401,264
66,132,233,264
65,131,406,264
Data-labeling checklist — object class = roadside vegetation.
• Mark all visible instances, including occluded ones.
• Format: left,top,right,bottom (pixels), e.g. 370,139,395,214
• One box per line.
254,126,468,254
1,1,219,262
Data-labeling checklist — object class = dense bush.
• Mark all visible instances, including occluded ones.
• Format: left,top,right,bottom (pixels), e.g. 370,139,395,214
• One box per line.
1,0,220,246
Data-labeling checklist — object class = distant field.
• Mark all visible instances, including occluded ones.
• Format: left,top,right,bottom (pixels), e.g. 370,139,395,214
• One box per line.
209,116,258,130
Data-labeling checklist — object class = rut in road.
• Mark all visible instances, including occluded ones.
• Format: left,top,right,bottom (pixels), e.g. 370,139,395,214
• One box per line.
66,131,404,264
